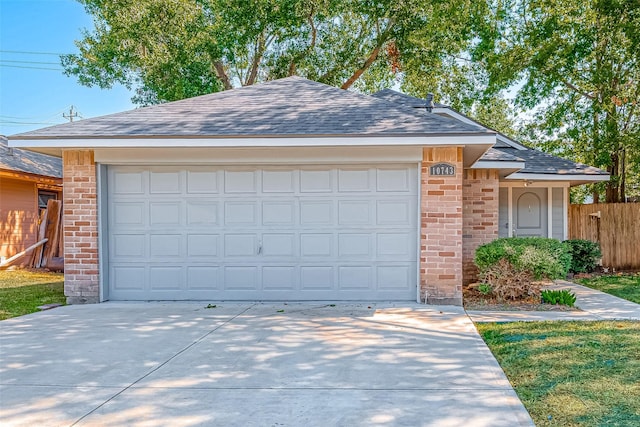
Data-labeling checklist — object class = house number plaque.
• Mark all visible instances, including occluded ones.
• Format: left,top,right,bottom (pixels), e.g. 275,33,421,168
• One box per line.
429,163,456,176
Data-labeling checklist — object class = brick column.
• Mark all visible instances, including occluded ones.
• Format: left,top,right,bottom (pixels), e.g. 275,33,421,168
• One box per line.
63,150,99,304
420,147,463,305
462,169,499,284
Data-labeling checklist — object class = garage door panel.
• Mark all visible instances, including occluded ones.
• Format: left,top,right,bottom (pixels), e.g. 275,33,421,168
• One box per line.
225,170,257,193
300,200,333,224
300,234,332,257
338,266,371,290
112,203,145,227
224,267,258,290
112,266,146,290
338,169,371,192
300,266,334,290
338,200,371,224
107,165,417,301
112,170,145,194
149,234,182,257
150,202,181,225
187,234,219,257
111,234,145,259
187,170,218,194
377,200,412,225
225,201,257,225
150,170,181,194
187,266,220,290
186,201,219,225
224,234,258,257
262,266,296,290
338,233,371,256
300,169,332,192
262,201,295,225
262,170,295,193
149,267,183,290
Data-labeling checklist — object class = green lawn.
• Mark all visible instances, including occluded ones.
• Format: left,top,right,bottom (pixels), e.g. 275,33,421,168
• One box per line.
577,273,640,304
0,270,65,320
477,321,640,427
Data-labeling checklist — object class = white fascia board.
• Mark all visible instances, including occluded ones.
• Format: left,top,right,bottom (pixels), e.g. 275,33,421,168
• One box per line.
471,160,525,170
9,134,496,149
433,107,528,150
506,172,610,182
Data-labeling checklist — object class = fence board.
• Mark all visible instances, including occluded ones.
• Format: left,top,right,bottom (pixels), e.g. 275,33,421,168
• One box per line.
569,203,640,270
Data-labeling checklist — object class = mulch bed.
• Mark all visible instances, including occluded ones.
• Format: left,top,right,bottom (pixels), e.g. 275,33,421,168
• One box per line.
463,284,578,312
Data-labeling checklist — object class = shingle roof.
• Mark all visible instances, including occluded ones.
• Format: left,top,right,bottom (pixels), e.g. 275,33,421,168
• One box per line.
479,147,524,162
12,77,487,139
371,89,448,108
494,147,608,175
0,136,62,178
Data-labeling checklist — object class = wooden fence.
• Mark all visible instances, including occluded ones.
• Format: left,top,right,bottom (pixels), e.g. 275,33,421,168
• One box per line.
569,203,640,270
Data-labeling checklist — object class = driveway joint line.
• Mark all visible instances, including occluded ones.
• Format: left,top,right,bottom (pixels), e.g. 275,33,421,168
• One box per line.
68,303,256,427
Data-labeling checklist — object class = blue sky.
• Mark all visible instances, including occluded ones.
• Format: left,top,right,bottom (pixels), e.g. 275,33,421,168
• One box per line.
0,0,135,136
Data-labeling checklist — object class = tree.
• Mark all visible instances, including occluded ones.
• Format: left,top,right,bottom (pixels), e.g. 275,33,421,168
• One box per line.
62,0,485,104
475,0,640,202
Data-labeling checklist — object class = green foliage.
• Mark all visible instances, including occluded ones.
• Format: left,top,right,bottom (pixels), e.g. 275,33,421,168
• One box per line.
564,239,602,273
64,0,484,106
541,289,577,307
477,283,492,295
475,0,640,202
475,237,572,281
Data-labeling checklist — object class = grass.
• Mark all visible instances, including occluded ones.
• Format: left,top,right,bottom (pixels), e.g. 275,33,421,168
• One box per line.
577,273,640,304
0,269,65,320
477,321,640,427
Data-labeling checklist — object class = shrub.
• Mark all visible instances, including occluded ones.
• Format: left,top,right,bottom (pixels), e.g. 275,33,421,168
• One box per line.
541,289,577,307
477,284,492,295
564,239,602,273
474,237,571,301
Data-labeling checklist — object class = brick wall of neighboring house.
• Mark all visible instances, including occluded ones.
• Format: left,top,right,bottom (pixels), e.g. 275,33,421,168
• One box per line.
63,150,99,304
462,169,499,285
420,147,464,305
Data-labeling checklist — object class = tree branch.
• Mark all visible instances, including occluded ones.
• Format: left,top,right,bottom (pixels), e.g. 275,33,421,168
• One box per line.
213,61,232,90
562,79,595,100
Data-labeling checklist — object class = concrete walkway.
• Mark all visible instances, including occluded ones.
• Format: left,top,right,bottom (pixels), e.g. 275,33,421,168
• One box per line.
467,281,640,323
0,303,534,427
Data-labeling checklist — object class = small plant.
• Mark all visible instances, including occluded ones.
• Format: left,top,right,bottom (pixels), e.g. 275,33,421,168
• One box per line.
478,284,492,295
563,239,602,273
541,289,577,307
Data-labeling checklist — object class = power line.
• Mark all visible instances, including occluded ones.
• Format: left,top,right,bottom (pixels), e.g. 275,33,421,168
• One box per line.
0,49,68,56
0,64,63,71
1,59,61,65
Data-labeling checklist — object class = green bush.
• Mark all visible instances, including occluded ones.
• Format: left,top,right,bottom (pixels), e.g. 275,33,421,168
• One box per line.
475,237,572,280
541,289,577,307
563,239,601,273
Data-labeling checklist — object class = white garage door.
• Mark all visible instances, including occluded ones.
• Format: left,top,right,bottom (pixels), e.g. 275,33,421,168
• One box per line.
106,165,418,301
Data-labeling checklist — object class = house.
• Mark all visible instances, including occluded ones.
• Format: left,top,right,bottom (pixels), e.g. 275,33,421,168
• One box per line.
8,77,608,304
1,136,62,265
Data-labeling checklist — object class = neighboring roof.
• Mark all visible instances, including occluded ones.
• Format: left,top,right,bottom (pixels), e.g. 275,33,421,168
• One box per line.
0,136,62,178
494,147,608,176
371,89,448,109
11,77,488,140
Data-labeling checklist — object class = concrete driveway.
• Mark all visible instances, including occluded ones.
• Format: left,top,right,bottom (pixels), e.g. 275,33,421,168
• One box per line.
0,303,533,427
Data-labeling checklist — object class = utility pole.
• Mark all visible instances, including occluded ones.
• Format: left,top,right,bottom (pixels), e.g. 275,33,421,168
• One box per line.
63,105,79,122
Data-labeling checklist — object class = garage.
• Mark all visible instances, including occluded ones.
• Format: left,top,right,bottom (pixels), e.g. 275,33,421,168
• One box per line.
106,164,418,301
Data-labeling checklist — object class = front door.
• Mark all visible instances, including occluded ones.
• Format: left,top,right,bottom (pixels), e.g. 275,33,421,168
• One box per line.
512,188,547,237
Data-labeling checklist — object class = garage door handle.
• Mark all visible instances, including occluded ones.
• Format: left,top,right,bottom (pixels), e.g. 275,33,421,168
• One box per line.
257,242,262,255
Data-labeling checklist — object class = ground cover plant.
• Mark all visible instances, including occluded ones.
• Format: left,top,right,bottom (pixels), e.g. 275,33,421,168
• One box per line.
477,321,640,427
577,273,640,304
0,269,65,320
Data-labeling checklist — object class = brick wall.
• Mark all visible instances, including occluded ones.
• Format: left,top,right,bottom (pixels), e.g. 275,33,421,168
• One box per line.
420,147,463,305
462,169,499,284
63,150,99,304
